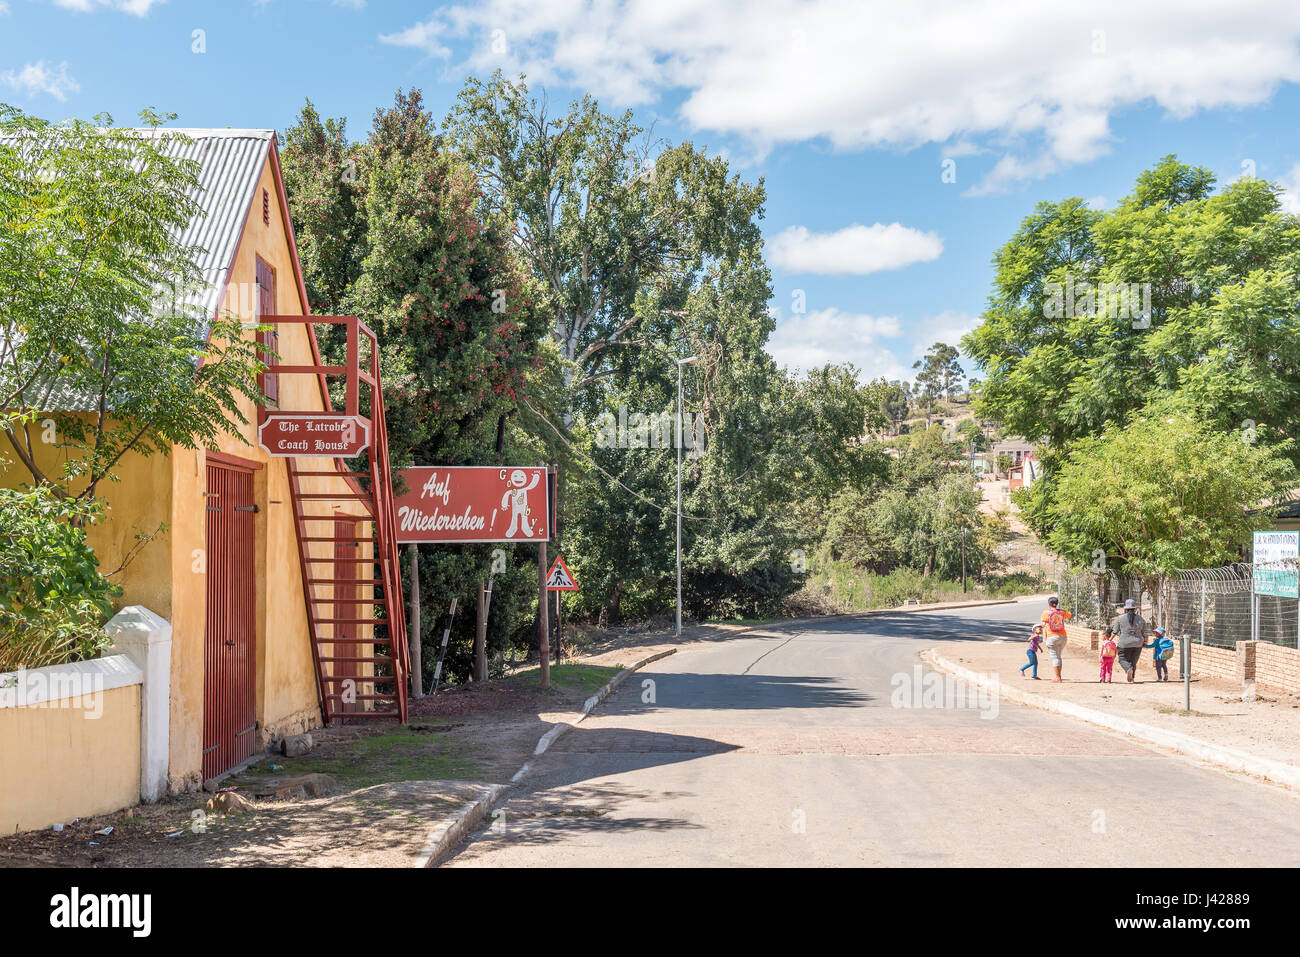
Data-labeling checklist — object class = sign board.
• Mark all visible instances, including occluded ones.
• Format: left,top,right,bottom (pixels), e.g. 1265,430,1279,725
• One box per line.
394,466,549,544
258,414,368,458
1253,531,1299,598
546,556,578,591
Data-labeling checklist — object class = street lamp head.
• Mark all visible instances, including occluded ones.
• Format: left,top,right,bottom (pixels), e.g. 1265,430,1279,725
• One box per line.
679,355,699,366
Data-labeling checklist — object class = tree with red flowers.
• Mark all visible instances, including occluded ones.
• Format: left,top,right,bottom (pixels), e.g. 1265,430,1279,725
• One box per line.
282,90,547,686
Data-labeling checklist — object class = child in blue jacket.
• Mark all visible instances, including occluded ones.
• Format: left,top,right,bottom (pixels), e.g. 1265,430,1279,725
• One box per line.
1145,627,1175,681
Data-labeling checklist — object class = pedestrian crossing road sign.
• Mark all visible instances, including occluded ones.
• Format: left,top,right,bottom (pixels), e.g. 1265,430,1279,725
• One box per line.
546,556,579,591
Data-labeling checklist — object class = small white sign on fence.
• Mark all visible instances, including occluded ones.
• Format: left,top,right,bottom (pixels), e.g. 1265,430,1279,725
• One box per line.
1253,531,1299,599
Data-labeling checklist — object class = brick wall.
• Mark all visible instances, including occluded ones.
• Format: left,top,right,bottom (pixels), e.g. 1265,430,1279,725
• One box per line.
1064,623,1098,650
1255,642,1300,694
1166,641,1238,683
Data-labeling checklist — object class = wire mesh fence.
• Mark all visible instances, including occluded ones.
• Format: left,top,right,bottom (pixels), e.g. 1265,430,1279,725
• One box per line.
1057,560,1300,650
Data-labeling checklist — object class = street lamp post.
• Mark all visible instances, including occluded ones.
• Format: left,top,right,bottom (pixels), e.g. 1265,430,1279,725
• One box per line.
677,355,699,636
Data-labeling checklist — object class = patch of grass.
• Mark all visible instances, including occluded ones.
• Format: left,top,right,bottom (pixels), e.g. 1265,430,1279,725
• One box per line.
506,663,621,695
266,727,488,788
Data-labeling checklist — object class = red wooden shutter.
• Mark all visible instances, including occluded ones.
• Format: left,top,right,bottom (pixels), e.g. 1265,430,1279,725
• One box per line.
256,256,277,405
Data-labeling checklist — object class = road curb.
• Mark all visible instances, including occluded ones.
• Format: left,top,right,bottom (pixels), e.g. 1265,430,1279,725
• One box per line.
923,648,1300,791
420,647,677,867
414,784,509,869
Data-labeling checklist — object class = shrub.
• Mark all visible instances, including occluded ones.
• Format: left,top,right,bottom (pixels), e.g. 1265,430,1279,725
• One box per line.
0,487,119,670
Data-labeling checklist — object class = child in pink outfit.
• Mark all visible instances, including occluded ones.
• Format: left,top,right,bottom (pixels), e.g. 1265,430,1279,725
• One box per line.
1020,624,1044,679
1099,628,1118,682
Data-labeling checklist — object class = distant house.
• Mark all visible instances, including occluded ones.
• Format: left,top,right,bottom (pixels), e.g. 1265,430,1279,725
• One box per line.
1008,453,1039,493
992,438,1037,466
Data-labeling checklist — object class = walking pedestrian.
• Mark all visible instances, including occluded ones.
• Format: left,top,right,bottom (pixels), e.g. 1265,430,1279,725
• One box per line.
1021,624,1044,679
1111,598,1149,683
1040,595,1073,682
1146,627,1174,682
1099,627,1117,682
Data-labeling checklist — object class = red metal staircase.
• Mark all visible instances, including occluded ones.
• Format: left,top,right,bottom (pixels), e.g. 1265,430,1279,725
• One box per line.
262,315,410,725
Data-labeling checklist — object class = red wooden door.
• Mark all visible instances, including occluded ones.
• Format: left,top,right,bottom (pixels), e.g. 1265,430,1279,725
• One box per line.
333,519,365,714
203,462,257,779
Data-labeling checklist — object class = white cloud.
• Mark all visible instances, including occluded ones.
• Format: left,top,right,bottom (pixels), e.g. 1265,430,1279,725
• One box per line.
378,18,451,58
1277,163,1300,215
0,3,10,15
2,60,79,101
908,311,982,357
766,307,907,381
388,0,1300,191
768,223,943,276
53,0,166,14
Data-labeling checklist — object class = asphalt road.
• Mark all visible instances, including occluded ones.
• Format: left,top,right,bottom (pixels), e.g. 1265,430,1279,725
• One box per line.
446,600,1300,866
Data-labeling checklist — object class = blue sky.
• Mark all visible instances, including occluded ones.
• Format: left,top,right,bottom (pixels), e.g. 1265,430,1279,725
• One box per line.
4,0,1300,384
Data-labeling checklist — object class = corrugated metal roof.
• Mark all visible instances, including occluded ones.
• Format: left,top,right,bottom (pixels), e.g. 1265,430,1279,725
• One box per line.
2,128,274,411
148,128,274,319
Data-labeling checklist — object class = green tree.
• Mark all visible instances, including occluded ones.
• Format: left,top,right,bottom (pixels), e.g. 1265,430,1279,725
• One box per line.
965,156,1300,459
1024,407,1295,594
445,72,767,410
912,342,964,423
0,105,265,501
957,419,987,452
446,73,861,624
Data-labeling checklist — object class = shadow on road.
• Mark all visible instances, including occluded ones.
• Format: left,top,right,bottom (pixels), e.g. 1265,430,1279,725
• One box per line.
595,672,872,716
810,611,1028,644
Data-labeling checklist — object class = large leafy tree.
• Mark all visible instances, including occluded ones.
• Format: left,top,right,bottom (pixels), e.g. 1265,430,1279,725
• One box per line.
912,342,964,412
445,72,767,409
0,105,264,501
964,156,1300,456
1027,406,1295,595
446,73,839,622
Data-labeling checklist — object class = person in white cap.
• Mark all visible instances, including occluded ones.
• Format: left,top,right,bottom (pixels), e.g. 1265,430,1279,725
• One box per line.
1111,598,1149,682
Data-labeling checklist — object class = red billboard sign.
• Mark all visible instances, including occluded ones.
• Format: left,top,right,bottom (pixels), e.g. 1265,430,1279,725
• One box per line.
258,414,369,458
394,466,549,543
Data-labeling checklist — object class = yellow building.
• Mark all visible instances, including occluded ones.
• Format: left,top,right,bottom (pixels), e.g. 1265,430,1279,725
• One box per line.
2,130,407,796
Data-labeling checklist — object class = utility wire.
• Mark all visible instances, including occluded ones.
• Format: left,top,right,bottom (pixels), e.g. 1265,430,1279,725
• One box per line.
519,396,710,521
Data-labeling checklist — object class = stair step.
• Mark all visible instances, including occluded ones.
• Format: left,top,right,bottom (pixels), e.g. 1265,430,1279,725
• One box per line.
295,493,375,500
319,674,397,683
325,709,400,719
313,617,382,624
300,537,376,543
323,693,396,702
306,578,383,585
292,470,371,479
304,557,376,563
318,656,394,664
312,597,386,605
313,638,391,645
